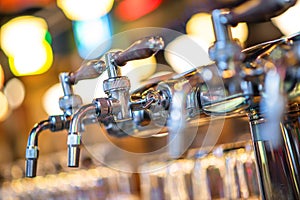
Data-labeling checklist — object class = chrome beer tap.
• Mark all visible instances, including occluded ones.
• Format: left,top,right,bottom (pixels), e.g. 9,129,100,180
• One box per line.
25,60,105,177
67,36,166,167
206,2,300,199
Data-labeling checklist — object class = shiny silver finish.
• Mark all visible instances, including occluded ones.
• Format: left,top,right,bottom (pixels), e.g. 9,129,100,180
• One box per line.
67,103,98,167
25,58,107,176
25,115,69,177
105,52,121,78
245,40,300,199
209,9,244,71
59,73,83,116
103,77,132,121
249,111,300,200
25,120,51,177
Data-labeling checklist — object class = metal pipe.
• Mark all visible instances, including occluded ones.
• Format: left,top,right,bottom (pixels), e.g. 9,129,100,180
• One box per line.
248,71,300,199
25,120,51,178
67,103,97,167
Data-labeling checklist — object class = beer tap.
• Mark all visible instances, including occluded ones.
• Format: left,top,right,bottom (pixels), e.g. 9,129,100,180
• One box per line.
206,2,300,198
25,60,105,177
67,36,166,167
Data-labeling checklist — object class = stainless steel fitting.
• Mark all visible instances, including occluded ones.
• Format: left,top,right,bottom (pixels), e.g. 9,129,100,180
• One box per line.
209,9,244,71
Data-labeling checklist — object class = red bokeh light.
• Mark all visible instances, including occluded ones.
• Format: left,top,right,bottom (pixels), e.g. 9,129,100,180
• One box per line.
115,0,162,21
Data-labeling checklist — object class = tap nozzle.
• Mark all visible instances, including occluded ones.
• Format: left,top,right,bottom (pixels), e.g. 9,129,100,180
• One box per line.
67,102,101,168
67,134,81,167
25,119,51,177
25,146,38,177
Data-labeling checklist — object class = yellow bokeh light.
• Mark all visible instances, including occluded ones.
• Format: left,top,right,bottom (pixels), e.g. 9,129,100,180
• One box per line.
43,83,64,115
8,40,53,76
0,64,4,89
0,16,48,57
122,56,157,81
4,78,25,109
186,13,248,45
121,56,157,91
57,0,114,20
0,91,9,122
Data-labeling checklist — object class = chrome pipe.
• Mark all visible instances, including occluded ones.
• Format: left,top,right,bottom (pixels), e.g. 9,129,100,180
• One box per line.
67,103,97,167
25,120,51,177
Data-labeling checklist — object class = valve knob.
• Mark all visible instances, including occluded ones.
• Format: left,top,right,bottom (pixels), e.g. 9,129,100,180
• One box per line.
69,60,106,85
112,36,164,66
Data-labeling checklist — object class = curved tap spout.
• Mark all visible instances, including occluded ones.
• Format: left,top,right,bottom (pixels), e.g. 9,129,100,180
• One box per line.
25,120,51,178
25,115,69,177
67,103,98,167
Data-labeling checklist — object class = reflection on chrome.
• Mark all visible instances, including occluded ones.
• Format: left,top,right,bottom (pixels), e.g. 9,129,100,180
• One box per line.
24,3,300,199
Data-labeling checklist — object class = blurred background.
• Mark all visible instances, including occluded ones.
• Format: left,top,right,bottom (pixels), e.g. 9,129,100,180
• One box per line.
0,0,299,172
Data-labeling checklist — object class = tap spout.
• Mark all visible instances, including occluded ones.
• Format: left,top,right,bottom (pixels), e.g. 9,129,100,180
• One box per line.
67,103,98,167
25,115,69,177
25,120,51,177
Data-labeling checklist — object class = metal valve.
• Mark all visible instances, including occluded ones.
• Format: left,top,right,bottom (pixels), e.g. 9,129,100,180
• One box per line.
67,36,165,167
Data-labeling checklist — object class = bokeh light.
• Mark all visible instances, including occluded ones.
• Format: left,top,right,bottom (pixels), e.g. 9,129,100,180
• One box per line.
73,15,112,59
57,0,114,21
4,78,25,109
74,78,100,104
8,40,53,76
115,0,162,21
165,35,212,74
121,56,157,90
0,91,9,122
186,13,248,46
272,0,300,36
0,16,48,57
0,64,4,89
0,16,53,76
43,83,64,115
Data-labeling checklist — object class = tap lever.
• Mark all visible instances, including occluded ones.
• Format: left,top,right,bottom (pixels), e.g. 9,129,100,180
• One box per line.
69,60,106,85
224,0,296,25
112,36,164,66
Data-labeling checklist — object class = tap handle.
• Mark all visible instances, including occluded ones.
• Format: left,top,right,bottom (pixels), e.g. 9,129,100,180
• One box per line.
224,0,296,25
112,36,164,66
69,60,106,85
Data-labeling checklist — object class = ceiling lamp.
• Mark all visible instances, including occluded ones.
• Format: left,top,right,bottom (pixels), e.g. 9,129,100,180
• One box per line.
57,0,114,21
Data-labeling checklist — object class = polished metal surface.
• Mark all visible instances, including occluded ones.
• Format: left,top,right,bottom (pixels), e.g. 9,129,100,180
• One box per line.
67,103,98,167
23,4,300,200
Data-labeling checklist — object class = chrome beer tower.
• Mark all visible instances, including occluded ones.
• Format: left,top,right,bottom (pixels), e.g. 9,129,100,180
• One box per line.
25,1,300,199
